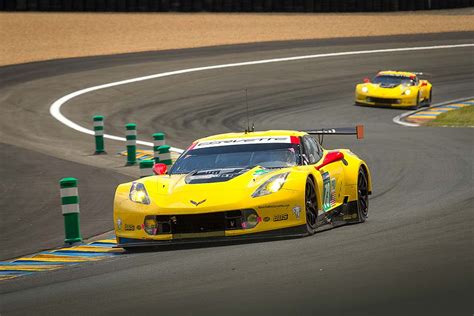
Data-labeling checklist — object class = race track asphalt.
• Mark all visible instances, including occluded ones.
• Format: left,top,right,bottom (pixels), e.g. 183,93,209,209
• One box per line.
0,32,473,315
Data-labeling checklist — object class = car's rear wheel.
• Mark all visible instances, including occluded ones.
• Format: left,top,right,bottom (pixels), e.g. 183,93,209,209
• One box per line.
305,177,318,235
357,168,369,223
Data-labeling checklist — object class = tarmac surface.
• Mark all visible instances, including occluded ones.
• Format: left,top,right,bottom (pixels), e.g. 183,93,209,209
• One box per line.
0,32,473,315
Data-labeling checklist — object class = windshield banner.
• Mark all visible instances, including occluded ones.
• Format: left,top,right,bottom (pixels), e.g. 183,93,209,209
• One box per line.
195,136,292,149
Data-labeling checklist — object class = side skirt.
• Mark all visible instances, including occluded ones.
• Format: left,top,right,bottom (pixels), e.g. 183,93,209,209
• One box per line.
315,200,360,230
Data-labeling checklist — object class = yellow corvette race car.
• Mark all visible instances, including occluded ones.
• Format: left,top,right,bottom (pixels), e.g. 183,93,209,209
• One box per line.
113,128,372,249
355,71,432,109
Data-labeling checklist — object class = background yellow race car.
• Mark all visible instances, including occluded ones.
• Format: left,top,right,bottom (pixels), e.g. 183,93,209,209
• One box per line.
114,127,371,249
355,70,432,109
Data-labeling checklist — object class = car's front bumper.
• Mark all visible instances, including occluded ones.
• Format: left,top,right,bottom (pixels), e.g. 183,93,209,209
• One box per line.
355,93,417,107
114,188,306,245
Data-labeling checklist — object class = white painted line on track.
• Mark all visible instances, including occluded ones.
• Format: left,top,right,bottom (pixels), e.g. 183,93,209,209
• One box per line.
392,96,474,127
50,43,474,150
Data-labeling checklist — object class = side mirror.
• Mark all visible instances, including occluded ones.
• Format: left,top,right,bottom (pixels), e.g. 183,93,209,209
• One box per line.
363,78,370,83
421,81,427,87
153,163,167,175
315,151,344,171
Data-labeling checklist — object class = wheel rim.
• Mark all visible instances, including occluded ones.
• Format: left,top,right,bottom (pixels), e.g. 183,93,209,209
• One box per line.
358,171,369,217
305,181,317,228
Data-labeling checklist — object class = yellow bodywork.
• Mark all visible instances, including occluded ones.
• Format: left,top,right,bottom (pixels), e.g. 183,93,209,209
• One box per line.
114,130,371,245
355,70,432,108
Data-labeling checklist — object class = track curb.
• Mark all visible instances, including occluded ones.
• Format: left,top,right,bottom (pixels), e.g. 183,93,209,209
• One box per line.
392,96,474,127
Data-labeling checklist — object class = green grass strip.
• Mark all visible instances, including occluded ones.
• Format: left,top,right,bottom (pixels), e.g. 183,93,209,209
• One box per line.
426,106,474,127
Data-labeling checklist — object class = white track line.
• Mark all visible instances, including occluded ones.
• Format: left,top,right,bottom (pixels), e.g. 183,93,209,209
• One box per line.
392,96,474,127
50,43,474,151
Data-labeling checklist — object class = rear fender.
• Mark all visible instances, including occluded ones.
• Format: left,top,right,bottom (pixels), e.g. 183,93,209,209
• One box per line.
337,150,372,197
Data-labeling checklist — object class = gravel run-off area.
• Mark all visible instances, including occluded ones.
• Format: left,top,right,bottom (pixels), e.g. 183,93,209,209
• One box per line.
1,9,473,66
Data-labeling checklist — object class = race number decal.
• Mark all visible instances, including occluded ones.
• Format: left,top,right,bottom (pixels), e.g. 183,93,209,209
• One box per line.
322,172,331,212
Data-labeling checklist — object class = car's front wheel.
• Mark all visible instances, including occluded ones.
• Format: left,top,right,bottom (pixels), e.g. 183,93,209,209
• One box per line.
357,168,369,223
427,89,432,106
414,92,421,109
305,177,318,235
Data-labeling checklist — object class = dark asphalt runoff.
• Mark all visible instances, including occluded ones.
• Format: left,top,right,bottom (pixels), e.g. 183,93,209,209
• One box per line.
0,32,473,315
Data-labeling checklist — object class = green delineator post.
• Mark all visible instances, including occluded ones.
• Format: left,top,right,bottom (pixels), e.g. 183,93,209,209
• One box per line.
93,115,106,154
125,123,137,165
60,177,82,244
139,159,155,178
152,132,165,163
158,145,172,166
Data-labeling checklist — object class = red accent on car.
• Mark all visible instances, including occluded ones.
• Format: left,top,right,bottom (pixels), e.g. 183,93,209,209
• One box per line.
187,142,197,151
421,81,428,87
363,78,370,83
315,151,345,171
153,163,168,175
290,136,300,144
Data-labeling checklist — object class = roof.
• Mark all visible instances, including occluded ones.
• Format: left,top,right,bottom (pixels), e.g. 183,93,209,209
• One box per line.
196,130,306,142
377,70,416,77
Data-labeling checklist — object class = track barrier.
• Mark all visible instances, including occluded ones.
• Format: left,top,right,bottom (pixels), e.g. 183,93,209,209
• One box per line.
59,177,82,244
93,115,106,154
125,123,137,165
139,159,155,177
153,132,166,163
158,145,173,166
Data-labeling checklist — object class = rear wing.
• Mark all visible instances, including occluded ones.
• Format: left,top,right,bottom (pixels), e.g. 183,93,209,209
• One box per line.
305,125,364,139
304,125,364,144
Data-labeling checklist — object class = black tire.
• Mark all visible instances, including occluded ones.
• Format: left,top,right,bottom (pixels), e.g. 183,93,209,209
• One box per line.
305,177,318,235
427,89,432,107
123,247,137,252
357,168,369,223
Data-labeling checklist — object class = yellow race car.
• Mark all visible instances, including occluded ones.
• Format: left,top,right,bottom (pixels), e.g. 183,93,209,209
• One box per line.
113,127,372,249
355,71,432,109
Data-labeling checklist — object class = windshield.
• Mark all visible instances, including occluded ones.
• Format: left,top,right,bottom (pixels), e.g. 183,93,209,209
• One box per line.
372,75,415,86
169,143,300,175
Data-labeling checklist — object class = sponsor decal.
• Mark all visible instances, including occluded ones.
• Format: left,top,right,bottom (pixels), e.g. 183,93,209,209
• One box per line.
330,178,336,207
292,206,301,219
116,218,122,231
253,169,271,176
263,217,271,222
273,213,288,222
125,224,135,231
136,225,141,230
195,136,292,149
322,172,331,212
322,174,337,212
190,199,206,206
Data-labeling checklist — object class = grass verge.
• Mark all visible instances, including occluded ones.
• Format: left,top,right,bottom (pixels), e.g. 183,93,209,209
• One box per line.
425,106,474,127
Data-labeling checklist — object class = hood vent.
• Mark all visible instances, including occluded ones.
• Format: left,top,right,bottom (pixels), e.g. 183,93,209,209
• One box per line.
185,168,248,184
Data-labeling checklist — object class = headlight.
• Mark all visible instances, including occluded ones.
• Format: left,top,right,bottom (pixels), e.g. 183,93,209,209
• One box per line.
129,182,150,204
404,89,411,95
252,172,289,198
361,86,369,93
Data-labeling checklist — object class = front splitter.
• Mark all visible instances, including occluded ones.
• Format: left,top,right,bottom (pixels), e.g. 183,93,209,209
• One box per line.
116,225,307,248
